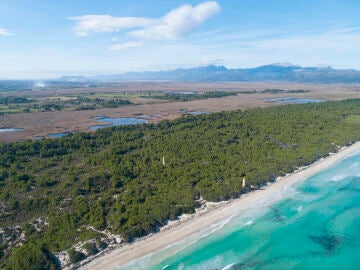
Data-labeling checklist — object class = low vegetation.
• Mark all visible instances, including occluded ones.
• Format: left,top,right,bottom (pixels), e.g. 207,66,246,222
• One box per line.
140,91,238,101
0,95,132,114
0,90,236,114
1,99,360,268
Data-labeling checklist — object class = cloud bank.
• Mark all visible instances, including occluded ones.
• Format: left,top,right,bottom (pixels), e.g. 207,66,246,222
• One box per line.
70,1,221,41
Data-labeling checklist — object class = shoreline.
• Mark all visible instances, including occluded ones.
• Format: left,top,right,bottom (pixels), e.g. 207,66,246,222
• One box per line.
80,141,360,270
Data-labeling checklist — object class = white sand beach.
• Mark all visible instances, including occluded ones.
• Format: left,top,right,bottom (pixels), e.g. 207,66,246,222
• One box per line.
80,141,360,270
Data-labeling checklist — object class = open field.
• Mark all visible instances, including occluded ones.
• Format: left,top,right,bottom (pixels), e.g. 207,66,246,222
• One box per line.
0,82,359,143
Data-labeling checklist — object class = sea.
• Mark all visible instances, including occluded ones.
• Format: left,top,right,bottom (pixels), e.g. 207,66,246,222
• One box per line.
121,149,360,270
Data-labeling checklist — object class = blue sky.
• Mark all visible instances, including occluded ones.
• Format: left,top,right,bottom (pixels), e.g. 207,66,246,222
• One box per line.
0,0,359,79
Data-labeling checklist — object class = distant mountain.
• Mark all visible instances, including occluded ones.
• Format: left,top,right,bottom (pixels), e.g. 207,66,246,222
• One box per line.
59,64,360,83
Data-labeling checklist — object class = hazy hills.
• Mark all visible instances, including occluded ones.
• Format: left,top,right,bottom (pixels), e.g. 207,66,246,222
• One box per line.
1,64,360,92
72,63,360,83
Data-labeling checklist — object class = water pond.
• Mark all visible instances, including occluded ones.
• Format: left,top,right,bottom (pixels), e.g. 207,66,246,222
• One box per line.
268,96,325,104
0,128,23,133
90,117,148,130
48,133,67,138
188,111,210,115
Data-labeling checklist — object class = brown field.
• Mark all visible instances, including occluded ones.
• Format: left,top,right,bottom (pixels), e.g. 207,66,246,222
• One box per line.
1,82,359,143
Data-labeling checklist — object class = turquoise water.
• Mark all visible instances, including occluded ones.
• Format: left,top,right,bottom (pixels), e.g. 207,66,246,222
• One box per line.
121,149,360,270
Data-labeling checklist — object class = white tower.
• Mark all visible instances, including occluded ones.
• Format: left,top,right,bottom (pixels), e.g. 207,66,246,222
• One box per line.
162,156,166,166
242,177,246,188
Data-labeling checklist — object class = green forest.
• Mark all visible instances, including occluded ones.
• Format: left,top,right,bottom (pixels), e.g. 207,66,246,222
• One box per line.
1,99,360,269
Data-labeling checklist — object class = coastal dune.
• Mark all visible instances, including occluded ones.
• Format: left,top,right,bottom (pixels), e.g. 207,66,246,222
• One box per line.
80,141,360,270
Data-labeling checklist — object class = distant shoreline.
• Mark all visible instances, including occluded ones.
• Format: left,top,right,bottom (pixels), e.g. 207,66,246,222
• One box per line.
79,141,360,270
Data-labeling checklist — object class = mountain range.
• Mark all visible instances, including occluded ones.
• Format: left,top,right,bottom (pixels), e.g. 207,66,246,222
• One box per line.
60,63,360,83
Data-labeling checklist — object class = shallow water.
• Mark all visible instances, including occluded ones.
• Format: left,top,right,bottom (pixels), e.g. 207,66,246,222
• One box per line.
0,128,23,133
268,97,324,104
33,136,45,140
121,149,360,270
90,117,148,130
48,133,67,138
188,111,209,115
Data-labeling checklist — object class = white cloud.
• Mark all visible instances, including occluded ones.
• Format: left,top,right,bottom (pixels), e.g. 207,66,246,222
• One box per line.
109,41,142,51
69,15,152,36
128,1,221,40
0,28,14,36
70,1,221,39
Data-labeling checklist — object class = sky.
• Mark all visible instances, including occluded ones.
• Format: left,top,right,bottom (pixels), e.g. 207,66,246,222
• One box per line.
0,0,359,79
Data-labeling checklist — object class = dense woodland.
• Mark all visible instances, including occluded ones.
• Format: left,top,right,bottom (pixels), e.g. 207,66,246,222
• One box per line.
1,99,360,269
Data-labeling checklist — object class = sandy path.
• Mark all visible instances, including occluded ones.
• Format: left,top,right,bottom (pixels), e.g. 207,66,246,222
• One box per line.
80,141,360,270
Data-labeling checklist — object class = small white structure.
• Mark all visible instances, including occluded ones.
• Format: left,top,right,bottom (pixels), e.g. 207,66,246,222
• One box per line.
242,177,246,188
162,156,166,166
